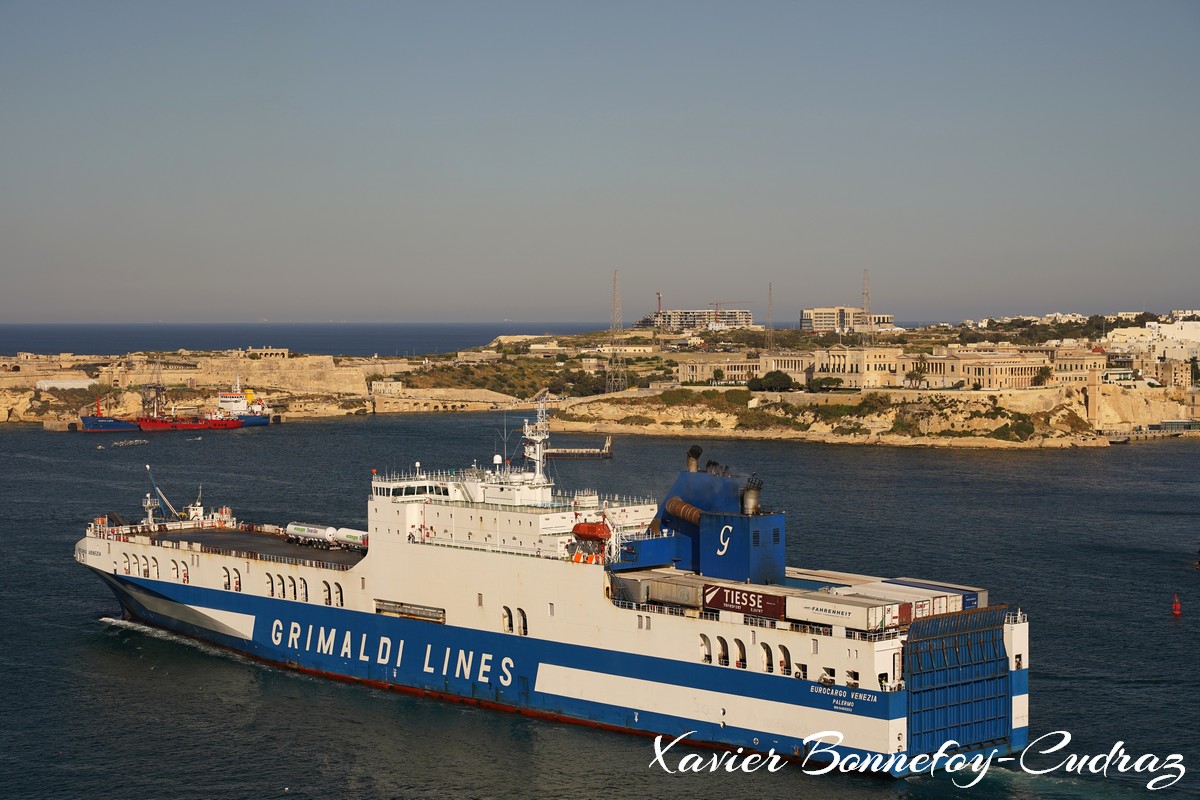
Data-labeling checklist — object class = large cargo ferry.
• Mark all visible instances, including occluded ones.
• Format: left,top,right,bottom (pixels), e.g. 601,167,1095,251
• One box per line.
74,418,1029,776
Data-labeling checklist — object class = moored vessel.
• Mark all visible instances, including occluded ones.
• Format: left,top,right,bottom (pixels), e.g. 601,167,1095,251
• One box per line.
79,398,140,433
137,414,244,431
215,377,273,426
75,420,1029,776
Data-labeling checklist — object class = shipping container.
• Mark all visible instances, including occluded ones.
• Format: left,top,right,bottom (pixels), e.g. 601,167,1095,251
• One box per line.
785,591,900,630
839,593,911,629
647,579,703,608
785,566,880,586
890,577,987,609
833,582,936,619
610,576,649,603
703,584,786,619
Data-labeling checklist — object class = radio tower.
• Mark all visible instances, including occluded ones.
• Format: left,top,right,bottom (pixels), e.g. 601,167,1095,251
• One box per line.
861,269,874,346
765,282,775,354
605,271,628,393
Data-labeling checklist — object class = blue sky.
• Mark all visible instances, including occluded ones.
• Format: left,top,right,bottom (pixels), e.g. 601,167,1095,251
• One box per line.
2,1,1196,324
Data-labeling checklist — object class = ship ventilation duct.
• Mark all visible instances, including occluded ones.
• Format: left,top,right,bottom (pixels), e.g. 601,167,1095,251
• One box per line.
742,474,763,515
686,445,702,472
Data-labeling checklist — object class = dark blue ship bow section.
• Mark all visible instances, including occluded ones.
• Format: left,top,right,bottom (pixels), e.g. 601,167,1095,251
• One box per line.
904,607,1012,755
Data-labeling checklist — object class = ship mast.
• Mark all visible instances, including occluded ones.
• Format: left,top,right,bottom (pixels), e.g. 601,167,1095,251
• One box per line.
522,396,550,482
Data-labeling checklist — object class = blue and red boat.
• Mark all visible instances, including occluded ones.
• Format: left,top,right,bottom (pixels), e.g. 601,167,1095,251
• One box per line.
79,399,140,433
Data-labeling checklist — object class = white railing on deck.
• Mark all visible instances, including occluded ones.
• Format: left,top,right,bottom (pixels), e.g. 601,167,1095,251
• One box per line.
87,524,353,571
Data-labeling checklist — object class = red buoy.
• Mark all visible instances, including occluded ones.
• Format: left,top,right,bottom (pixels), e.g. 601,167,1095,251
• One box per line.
1172,593,1182,616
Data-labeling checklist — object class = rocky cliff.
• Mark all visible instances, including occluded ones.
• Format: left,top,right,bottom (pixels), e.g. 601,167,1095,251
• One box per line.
551,386,1190,448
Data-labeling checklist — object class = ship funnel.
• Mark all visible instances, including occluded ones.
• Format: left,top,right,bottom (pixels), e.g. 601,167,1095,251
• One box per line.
665,496,703,525
686,445,703,472
742,474,763,515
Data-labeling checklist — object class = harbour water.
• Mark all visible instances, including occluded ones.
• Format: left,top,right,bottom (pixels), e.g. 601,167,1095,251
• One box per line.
0,322,608,358
0,415,1195,799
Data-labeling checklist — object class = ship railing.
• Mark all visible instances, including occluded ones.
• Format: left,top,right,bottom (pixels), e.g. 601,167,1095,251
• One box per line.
845,628,906,642
197,544,353,571
90,519,233,538
420,534,554,560
788,622,833,637
610,599,688,618
619,528,676,543
743,615,778,630
1005,611,1028,625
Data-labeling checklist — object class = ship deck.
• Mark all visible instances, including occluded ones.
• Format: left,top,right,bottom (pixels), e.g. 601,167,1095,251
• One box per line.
151,527,367,568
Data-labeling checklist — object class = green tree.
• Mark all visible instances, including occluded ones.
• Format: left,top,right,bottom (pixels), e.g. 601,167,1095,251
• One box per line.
1031,365,1054,386
711,368,725,383
752,370,796,391
905,354,929,388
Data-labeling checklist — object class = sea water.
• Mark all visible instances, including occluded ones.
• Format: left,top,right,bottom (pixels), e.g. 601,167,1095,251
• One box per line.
0,416,1195,799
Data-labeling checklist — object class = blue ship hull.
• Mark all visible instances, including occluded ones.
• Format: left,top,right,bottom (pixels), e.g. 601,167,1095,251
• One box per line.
238,414,270,426
90,567,1028,777
80,415,141,432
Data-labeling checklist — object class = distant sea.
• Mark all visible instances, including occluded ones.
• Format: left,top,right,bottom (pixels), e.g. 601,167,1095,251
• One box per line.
1,418,1196,799
0,322,608,358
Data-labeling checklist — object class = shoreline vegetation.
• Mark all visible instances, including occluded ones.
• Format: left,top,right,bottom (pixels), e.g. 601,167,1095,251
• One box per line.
2,328,1195,449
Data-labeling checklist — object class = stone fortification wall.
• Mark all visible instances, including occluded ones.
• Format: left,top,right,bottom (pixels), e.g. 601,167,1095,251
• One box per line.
373,387,517,413
105,355,372,395
1091,385,1191,430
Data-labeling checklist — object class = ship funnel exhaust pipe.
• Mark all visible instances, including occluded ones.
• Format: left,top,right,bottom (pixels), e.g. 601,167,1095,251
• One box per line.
686,445,702,472
743,474,763,515
665,496,703,525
